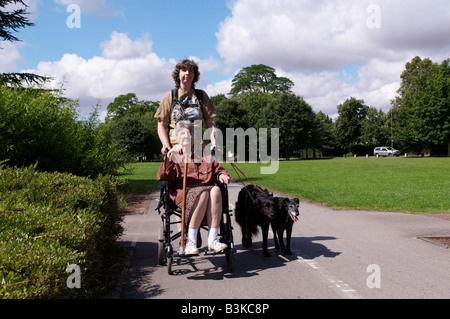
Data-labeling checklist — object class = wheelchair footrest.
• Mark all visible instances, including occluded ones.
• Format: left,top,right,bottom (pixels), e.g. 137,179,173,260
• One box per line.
204,247,236,256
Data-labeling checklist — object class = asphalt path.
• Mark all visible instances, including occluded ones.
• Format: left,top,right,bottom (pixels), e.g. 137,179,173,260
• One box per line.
116,181,450,300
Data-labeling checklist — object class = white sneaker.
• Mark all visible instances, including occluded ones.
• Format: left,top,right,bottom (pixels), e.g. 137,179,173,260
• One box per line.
208,237,228,253
184,240,199,256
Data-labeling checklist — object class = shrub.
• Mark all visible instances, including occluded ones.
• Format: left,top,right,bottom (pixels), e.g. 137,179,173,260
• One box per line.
0,86,125,177
0,165,126,298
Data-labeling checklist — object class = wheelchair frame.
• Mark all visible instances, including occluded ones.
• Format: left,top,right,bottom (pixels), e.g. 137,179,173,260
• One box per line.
156,181,235,275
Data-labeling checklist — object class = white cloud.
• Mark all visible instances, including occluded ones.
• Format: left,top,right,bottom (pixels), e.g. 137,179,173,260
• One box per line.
0,42,23,72
23,32,224,116
13,0,449,119
188,56,224,76
217,0,450,71
24,32,176,114
278,58,405,116
215,0,450,114
217,0,369,71
100,31,153,60
204,79,233,98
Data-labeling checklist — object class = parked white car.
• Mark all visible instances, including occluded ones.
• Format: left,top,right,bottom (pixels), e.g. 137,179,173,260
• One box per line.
374,147,401,157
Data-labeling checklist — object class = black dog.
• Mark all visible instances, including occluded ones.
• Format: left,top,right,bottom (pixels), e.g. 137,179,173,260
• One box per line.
234,185,277,257
271,197,300,256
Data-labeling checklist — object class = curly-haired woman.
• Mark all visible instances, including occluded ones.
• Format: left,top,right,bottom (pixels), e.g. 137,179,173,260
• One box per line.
154,59,218,155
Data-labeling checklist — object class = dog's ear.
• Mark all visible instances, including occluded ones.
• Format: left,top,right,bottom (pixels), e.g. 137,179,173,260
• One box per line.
294,198,300,205
274,197,283,209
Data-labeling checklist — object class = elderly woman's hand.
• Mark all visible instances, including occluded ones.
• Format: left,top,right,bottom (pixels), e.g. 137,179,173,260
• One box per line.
218,174,231,185
168,144,184,156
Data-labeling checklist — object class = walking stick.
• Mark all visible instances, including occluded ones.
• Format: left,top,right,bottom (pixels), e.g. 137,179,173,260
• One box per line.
179,152,188,256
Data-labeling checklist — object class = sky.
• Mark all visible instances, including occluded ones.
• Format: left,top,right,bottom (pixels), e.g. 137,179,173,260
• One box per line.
2,0,449,120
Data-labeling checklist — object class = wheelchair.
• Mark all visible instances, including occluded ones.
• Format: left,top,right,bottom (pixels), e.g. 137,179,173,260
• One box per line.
156,181,235,275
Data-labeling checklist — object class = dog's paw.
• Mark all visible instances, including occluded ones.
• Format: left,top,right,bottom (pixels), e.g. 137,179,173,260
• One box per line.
242,240,252,249
263,251,272,258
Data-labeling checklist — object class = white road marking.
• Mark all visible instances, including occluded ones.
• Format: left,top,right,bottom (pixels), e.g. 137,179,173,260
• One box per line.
292,249,363,299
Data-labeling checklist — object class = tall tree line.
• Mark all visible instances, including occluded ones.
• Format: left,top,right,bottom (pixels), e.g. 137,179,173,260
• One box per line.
212,61,449,158
108,59,448,160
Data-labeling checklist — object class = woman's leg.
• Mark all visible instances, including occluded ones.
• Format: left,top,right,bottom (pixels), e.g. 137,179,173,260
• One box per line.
188,190,209,230
184,190,209,255
206,186,227,252
206,186,222,228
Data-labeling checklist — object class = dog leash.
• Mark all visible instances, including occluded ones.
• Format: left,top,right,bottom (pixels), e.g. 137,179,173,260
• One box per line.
228,161,263,204
210,146,263,194
228,161,264,193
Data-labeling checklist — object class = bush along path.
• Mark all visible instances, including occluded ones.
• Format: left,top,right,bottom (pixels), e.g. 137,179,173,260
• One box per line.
0,165,127,299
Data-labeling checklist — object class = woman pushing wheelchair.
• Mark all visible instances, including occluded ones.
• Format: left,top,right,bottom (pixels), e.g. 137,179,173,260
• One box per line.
157,120,231,256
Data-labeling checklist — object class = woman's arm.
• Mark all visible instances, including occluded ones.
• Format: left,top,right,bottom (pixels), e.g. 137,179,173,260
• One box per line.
157,120,171,154
213,162,231,185
156,154,177,183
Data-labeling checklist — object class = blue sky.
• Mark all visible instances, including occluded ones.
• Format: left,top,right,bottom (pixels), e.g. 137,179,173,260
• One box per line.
16,0,230,78
2,0,449,119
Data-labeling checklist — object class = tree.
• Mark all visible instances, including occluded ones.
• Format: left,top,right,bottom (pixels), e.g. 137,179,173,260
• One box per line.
315,111,337,157
391,56,450,155
238,91,273,129
106,93,159,121
360,107,390,149
0,73,49,86
0,0,51,86
0,86,125,177
263,93,316,158
214,97,246,132
109,115,158,159
335,97,369,155
229,64,294,96
105,93,160,159
0,0,33,42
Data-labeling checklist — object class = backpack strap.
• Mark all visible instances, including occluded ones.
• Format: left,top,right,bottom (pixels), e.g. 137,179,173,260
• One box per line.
169,88,204,126
194,89,203,106
170,88,178,118
168,88,178,132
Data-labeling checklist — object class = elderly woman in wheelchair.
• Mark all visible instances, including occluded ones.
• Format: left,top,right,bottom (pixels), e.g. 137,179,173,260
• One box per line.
157,120,231,256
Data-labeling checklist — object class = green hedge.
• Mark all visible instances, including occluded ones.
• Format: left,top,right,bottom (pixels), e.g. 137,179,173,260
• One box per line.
0,86,125,178
0,165,126,299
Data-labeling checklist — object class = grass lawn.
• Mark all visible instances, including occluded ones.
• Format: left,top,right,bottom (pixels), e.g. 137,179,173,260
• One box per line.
119,162,161,191
121,158,450,214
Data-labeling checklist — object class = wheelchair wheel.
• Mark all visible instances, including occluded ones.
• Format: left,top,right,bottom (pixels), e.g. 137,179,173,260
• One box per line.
158,224,174,275
219,198,235,272
226,247,234,272
158,225,165,265
225,213,235,272
167,256,173,275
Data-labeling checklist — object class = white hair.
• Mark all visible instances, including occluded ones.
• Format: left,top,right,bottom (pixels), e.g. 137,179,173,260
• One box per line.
174,120,194,137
